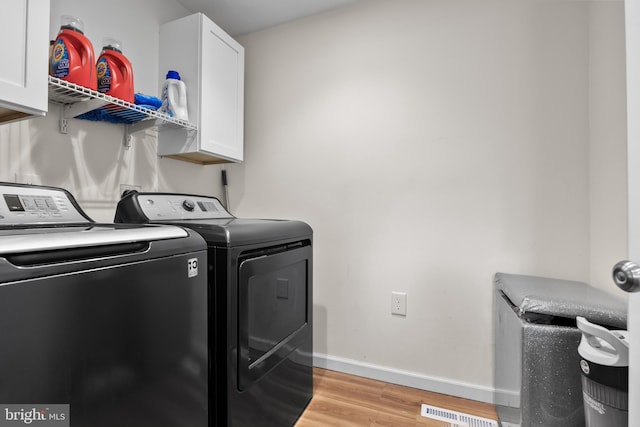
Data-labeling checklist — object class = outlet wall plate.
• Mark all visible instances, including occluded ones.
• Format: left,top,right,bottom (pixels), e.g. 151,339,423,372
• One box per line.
391,291,407,316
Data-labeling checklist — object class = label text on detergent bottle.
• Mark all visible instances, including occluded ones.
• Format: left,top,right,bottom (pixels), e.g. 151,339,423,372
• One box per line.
51,40,70,78
96,58,112,93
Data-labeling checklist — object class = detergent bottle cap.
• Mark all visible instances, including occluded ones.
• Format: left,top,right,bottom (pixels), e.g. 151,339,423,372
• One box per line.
102,37,123,53
60,15,85,34
166,70,181,80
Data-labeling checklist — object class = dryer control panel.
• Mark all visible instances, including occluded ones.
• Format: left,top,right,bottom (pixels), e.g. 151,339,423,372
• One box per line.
132,193,234,221
0,183,91,225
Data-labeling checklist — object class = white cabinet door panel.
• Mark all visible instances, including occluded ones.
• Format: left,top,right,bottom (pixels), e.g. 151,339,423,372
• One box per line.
0,0,49,118
200,21,244,161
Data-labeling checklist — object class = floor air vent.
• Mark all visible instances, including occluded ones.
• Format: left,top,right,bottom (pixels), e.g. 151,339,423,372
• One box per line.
420,404,499,427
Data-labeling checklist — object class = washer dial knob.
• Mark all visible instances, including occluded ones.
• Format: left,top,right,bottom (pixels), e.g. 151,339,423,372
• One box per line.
182,199,195,212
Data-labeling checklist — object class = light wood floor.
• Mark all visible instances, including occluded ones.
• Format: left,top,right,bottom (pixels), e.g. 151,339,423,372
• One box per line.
295,368,498,427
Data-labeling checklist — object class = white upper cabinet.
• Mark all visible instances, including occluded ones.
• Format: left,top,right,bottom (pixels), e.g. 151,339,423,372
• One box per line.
0,0,50,123
159,13,245,164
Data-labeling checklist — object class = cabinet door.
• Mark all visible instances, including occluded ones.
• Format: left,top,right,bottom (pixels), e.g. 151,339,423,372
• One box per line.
199,17,244,162
0,0,49,122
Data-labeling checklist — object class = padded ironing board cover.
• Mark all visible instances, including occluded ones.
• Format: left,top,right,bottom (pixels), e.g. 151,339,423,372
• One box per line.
495,272,627,329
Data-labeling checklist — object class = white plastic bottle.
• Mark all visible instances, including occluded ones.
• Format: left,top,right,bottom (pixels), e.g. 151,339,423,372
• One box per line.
159,70,188,121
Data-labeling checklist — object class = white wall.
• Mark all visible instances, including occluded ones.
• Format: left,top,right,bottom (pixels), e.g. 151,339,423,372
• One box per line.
0,0,226,222
231,0,626,399
588,1,628,294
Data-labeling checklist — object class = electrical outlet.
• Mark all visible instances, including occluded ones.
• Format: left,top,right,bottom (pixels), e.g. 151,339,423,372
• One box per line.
391,291,407,316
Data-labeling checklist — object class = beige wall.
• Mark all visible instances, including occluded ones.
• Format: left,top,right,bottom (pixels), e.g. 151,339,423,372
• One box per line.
0,0,627,402
231,0,626,398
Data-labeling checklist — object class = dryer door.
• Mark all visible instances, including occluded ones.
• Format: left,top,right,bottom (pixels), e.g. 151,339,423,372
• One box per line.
237,243,312,390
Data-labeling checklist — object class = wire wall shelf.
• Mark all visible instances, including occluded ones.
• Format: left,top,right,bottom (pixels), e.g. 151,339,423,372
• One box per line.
48,76,196,146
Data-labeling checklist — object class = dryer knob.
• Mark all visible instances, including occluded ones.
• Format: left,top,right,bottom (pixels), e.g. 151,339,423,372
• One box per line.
182,199,195,212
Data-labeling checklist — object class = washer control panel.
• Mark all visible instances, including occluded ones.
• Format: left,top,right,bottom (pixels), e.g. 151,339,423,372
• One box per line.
0,184,90,225
134,194,233,221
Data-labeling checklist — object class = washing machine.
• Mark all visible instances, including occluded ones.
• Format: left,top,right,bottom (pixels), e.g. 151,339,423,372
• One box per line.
114,192,313,427
0,183,209,427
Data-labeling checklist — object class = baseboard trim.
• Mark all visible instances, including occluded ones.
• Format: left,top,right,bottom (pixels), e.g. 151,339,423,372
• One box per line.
313,353,496,404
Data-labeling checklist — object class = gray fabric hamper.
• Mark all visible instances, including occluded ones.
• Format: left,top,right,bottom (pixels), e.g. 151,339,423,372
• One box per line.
493,273,627,427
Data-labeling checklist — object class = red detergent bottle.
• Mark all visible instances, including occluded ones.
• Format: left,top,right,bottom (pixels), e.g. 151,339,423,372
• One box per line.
97,38,135,103
50,15,97,90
